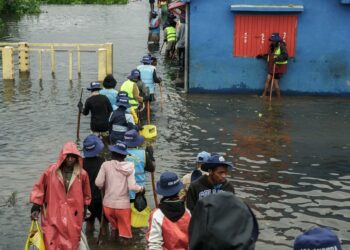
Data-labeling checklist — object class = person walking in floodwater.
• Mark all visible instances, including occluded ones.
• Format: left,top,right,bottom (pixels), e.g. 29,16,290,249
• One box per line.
256,32,288,98
30,141,91,250
163,18,177,59
148,11,160,45
176,17,186,68
99,74,118,110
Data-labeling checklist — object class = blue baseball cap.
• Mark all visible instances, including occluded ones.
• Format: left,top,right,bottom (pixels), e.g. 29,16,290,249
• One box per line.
294,227,342,250
116,96,130,108
140,55,152,64
269,32,282,42
128,69,141,80
156,171,184,197
196,151,210,163
201,154,234,172
108,141,129,156
124,129,144,148
87,81,102,91
83,134,104,158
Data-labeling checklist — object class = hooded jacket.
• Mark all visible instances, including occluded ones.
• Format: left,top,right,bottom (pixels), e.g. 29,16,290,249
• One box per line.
186,175,235,212
30,141,91,250
95,160,142,209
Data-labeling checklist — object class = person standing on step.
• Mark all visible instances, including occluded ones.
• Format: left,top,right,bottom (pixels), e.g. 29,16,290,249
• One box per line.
95,141,145,243
99,74,118,110
30,141,91,250
146,171,191,249
79,82,113,144
137,55,161,102
256,32,288,98
186,154,235,212
82,134,106,234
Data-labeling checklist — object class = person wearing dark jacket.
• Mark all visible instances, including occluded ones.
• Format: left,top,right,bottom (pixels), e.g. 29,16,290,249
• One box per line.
189,192,259,250
146,171,191,249
256,32,288,98
82,134,106,233
79,82,113,136
186,154,235,212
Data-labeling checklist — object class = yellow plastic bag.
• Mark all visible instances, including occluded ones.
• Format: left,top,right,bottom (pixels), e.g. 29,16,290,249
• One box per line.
131,203,151,228
24,220,45,250
139,125,157,139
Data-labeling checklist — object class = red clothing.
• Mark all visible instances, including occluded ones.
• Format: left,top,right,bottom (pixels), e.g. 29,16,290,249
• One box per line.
30,141,91,250
268,53,287,75
146,207,191,250
103,207,132,238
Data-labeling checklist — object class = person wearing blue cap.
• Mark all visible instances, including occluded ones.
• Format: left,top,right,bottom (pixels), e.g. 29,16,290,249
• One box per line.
95,141,144,243
179,151,211,200
186,154,235,212
120,69,148,109
294,227,342,250
163,19,177,59
109,92,138,144
137,55,162,102
146,171,191,249
79,81,113,140
148,11,160,45
256,32,288,98
82,134,106,233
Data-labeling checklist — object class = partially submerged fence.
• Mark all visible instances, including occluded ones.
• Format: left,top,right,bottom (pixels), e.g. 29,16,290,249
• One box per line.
0,42,113,82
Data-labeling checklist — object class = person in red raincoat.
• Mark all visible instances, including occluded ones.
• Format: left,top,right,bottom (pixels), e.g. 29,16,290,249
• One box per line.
30,141,91,250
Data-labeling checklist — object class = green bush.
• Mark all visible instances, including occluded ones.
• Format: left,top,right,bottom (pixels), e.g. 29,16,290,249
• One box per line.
0,0,41,15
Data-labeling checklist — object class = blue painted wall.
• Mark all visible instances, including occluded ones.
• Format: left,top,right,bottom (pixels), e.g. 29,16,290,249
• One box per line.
187,0,350,94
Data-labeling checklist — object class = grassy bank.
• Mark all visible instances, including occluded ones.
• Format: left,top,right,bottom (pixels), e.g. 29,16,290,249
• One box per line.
0,0,41,15
42,0,128,4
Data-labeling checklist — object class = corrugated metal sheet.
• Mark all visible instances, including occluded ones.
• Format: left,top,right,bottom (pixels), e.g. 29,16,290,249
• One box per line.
233,14,297,57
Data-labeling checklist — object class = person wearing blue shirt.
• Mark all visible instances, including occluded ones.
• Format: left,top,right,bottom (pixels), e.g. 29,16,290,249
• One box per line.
99,74,118,110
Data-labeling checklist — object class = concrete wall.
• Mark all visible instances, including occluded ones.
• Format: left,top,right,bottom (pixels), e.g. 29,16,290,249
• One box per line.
188,0,350,94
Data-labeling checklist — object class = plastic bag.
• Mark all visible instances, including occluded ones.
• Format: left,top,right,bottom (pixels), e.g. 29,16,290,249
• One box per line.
131,203,151,228
24,220,45,250
134,192,147,212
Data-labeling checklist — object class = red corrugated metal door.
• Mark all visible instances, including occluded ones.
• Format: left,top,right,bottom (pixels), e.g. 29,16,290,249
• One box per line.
233,15,297,57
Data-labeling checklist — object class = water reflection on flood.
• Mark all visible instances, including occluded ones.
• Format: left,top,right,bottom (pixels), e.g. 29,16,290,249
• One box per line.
0,3,350,250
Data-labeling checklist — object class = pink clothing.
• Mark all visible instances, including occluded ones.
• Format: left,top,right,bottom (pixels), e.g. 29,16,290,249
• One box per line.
146,208,191,250
30,141,91,250
95,160,142,209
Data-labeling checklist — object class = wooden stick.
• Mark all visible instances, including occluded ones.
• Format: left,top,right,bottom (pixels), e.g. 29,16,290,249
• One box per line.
151,172,159,208
76,88,83,143
147,101,151,125
159,83,163,112
96,190,105,245
269,64,276,106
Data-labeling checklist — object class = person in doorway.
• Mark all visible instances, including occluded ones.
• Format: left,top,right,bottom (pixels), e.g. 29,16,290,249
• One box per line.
137,55,162,102
256,32,288,98
30,141,91,250
179,151,211,200
186,154,235,212
120,69,148,109
164,20,177,59
123,129,155,202
79,82,113,142
146,171,191,249
294,227,342,250
99,74,118,110
109,93,138,144
82,134,106,233
95,141,145,242
148,11,160,45
176,17,186,68
189,192,259,250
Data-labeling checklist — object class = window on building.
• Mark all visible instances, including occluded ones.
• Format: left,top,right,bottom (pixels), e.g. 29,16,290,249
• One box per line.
233,14,298,57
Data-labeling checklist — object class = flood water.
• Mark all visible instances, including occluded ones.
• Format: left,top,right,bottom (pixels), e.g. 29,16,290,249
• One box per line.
1,2,350,250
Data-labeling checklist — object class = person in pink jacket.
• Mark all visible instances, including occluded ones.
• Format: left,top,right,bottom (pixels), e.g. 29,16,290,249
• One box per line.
95,141,144,242
30,141,91,250
146,171,191,250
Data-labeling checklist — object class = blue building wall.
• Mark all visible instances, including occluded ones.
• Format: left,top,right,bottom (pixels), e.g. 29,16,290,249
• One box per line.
187,0,350,94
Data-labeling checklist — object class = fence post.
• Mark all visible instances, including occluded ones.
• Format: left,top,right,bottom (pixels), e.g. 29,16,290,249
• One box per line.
69,50,73,82
2,46,14,80
38,50,43,81
50,45,55,76
105,42,113,75
77,45,81,77
98,48,107,82
18,42,30,73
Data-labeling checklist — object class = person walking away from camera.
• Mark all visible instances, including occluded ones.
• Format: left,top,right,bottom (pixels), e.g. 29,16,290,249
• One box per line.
179,151,210,200
186,154,235,212
109,93,138,144
137,55,162,102
99,74,118,110
176,17,186,68
164,20,177,59
256,32,288,98
95,141,145,242
30,141,91,250
146,171,191,249
79,82,113,144
123,129,155,202
149,11,160,45
189,192,259,250
120,69,148,109
82,134,106,233
294,227,343,250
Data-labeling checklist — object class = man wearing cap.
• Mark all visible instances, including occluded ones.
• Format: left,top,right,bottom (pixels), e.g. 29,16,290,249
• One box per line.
294,227,342,250
99,74,118,110
79,81,113,140
137,55,162,102
30,142,91,249
109,92,138,144
123,129,155,202
146,171,191,249
164,20,177,59
189,192,259,250
148,11,160,45
256,32,288,98
179,151,210,200
82,134,106,233
95,141,144,242
186,154,235,212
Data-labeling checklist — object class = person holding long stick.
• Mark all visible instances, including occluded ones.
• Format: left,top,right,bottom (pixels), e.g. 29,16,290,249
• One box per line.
256,32,288,98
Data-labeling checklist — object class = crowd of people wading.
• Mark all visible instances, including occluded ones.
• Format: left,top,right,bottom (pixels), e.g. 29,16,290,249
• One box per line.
26,1,344,250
